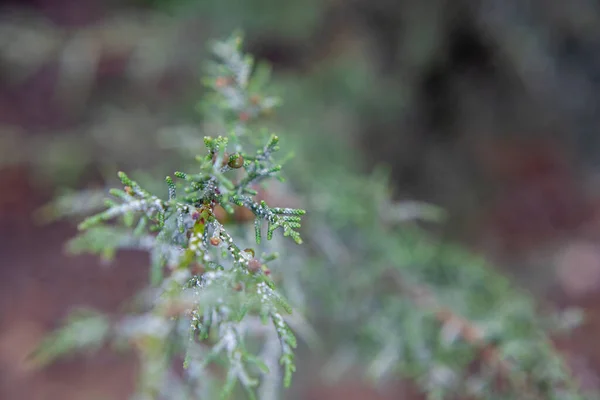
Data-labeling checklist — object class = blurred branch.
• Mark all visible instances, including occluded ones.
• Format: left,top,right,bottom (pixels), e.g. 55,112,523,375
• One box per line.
388,269,581,399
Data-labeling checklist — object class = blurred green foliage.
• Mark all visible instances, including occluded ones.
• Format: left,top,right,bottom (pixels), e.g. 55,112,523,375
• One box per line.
3,0,599,398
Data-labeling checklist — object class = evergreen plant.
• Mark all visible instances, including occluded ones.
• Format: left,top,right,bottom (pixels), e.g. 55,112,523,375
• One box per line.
32,33,594,400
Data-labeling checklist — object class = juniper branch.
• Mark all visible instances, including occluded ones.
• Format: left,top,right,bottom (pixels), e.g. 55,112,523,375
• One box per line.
32,32,307,400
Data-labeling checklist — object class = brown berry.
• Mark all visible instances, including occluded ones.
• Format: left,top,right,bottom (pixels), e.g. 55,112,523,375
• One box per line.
191,263,205,276
239,112,250,122
215,77,230,88
250,95,261,105
233,282,243,292
228,154,244,169
210,237,221,246
248,258,261,272
124,186,133,195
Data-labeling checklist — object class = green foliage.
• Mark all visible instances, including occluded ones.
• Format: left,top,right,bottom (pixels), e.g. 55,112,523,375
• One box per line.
32,31,595,400
275,67,594,399
32,33,305,399
141,0,323,40
29,309,110,366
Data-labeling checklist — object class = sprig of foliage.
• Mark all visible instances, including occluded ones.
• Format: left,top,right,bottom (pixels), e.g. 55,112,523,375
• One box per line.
32,33,305,399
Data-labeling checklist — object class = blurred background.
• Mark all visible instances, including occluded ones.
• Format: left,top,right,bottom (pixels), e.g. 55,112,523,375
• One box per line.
3,0,600,398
